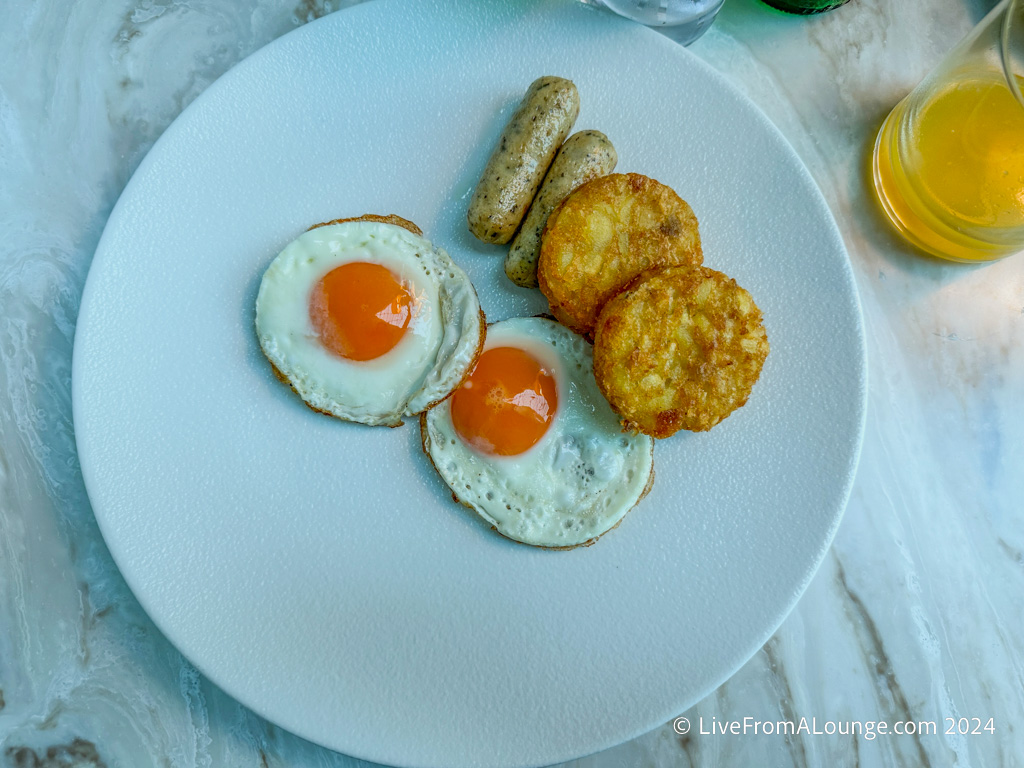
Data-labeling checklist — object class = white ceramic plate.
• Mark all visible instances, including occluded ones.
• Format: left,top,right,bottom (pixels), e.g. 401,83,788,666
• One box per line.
73,1,867,766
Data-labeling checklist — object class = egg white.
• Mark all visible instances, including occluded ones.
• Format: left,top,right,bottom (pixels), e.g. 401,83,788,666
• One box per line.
422,317,655,548
255,220,483,426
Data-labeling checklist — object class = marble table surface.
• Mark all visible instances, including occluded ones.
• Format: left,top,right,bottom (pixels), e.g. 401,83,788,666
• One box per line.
1,0,1021,766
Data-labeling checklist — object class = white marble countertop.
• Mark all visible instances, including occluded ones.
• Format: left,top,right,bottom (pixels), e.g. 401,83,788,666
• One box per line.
1,0,1021,766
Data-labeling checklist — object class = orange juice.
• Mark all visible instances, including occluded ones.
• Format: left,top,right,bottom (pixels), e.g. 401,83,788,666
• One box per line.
873,72,1024,261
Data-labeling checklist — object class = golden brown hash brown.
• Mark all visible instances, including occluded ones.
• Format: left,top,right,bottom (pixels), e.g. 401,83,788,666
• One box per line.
537,173,702,336
593,265,769,437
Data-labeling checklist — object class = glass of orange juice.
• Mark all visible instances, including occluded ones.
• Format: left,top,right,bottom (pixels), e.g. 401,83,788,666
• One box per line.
872,0,1024,262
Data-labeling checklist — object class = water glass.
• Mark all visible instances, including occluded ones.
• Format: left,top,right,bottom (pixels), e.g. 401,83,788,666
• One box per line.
580,0,727,46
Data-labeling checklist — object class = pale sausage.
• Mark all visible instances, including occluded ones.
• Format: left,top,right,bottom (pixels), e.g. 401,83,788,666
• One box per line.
504,130,617,288
467,77,579,244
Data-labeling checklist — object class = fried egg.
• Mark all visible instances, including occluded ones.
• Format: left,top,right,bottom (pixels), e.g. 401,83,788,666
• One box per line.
421,316,654,549
256,216,484,426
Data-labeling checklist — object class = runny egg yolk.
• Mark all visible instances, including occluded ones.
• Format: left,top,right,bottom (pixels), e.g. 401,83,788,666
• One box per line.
450,346,558,456
309,261,412,361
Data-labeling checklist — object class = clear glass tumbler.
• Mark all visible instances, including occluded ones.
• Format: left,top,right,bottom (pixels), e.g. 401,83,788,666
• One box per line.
579,0,727,46
872,0,1024,262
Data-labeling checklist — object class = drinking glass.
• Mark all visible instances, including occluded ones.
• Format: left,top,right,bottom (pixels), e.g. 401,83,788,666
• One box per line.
872,0,1024,262
579,0,727,46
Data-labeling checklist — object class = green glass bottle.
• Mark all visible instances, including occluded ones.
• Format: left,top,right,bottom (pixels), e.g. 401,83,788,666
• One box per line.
760,0,851,13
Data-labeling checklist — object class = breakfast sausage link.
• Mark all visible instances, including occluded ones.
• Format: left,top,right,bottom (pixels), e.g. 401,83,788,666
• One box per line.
504,130,617,288
467,76,580,244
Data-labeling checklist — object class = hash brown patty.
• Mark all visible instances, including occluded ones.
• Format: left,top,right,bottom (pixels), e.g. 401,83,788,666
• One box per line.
593,265,768,437
537,173,702,337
